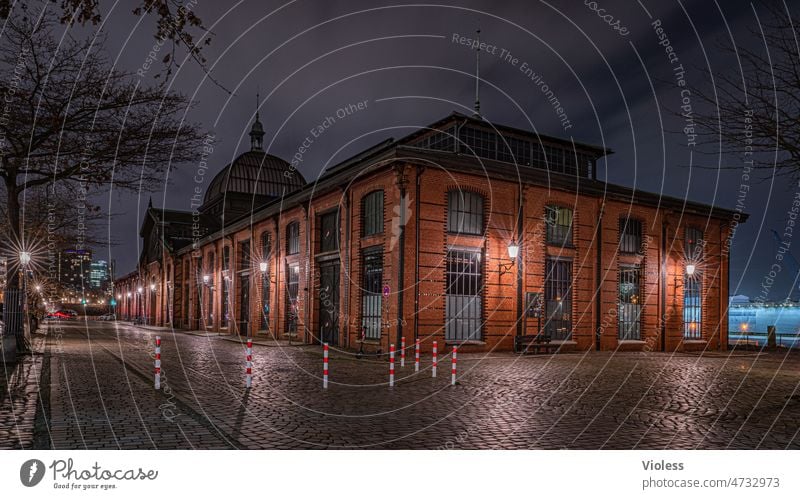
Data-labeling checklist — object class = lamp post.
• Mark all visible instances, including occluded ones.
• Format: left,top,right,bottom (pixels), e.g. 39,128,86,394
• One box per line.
19,251,32,347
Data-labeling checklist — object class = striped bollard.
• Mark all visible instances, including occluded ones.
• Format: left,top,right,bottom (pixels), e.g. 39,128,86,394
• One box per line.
400,337,406,368
432,340,438,378
389,344,395,387
154,336,161,390
323,343,329,389
451,346,457,386
414,338,420,372
245,339,253,388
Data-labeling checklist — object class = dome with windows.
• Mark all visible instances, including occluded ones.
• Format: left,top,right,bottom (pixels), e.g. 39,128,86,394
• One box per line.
201,110,306,219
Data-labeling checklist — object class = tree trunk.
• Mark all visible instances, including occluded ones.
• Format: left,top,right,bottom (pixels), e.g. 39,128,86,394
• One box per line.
3,175,26,353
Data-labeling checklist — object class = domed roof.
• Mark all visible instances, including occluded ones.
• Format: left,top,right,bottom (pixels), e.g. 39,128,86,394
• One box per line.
203,151,306,204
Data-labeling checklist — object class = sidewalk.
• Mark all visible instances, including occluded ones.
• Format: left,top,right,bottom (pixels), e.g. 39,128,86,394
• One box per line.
0,333,46,449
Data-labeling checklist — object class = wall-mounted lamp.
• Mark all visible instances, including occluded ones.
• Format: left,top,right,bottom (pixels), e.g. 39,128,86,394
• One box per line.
499,241,519,277
686,264,696,276
127,292,132,298
137,287,143,294
259,262,268,273
150,284,156,291
203,274,210,285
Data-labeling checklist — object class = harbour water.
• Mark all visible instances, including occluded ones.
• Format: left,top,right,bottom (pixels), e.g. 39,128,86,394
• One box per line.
728,304,800,349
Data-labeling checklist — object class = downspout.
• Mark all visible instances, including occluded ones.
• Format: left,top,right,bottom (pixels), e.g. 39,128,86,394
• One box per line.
396,166,408,348
414,165,423,341
515,184,524,339
304,202,311,344
273,214,281,337
344,188,351,348
595,201,603,351
661,221,667,352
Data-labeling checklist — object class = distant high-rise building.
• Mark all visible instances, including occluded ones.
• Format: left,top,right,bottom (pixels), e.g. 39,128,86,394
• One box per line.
58,249,92,292
90,260,111,292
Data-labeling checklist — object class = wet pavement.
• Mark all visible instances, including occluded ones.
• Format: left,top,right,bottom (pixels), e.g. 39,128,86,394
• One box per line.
4,321,800,449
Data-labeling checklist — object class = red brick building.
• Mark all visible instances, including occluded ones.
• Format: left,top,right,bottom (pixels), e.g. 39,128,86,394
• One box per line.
115,111,743,353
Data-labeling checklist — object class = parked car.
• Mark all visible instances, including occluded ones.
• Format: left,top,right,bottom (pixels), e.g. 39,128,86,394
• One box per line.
46,310,77,320
97,314,116,321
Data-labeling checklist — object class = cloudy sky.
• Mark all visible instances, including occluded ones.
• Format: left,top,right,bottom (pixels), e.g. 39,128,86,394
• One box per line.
83,0,793,299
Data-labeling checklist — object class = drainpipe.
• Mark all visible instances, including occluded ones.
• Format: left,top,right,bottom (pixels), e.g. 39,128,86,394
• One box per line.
395,166,409,348
516,185,524,339
273,215,280,337
595,201,603,351
661,221,667,352
414,165,424,341
304,203,311,344
344,187,351,348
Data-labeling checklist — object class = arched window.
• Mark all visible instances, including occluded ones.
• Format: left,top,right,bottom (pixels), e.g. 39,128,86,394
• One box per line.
286,222,300,255
447,190,484,235
260,232,271,330
619,217,643,253
362,190,384,236
545,205,573,246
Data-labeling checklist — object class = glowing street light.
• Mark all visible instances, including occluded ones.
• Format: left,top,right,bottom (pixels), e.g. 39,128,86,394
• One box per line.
150,284,156,291
686,264,696,276
507,241,519,259
19,251,31,266
35,285,41,292
137,287,143,294
203,275,210,285
259,262,268,273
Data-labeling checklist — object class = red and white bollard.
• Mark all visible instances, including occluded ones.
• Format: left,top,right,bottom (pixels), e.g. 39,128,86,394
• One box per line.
451,346,457,386
154,336,161,390
389,344,395,387
432,340,438,378
245,339,253,388
414,338,420,372
323,343,329,389
400,337,406,368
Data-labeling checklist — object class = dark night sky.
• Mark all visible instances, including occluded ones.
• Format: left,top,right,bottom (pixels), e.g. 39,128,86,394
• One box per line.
81,0,794,299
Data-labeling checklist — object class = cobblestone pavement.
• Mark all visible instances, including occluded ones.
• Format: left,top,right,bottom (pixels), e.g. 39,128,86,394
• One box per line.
0,335,45,449
17,321,800,449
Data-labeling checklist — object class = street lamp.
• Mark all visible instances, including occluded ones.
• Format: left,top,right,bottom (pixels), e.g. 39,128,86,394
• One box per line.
137,287,143,294
35,285,41,292
499,240,519,276
259,262,268,273
19,251,31,266
203,274,210,285
150,284,156,291
686,264,696,276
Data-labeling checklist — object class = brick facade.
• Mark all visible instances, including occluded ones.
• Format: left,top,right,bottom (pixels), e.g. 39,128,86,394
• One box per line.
115,112,742,353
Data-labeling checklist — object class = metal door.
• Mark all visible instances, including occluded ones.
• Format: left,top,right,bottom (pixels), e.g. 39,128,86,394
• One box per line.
318,262,340,345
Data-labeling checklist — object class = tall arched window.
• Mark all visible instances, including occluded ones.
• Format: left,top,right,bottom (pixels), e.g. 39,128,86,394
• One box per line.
260,232,271,330
447,190,484,235
362,190,384,236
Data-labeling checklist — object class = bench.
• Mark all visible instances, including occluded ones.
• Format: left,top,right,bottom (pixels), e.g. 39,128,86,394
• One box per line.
514,333,556,354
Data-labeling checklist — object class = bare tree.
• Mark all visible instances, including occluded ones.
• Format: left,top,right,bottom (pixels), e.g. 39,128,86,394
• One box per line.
0,0,215,83
690,1,800,177
0,13,205,350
